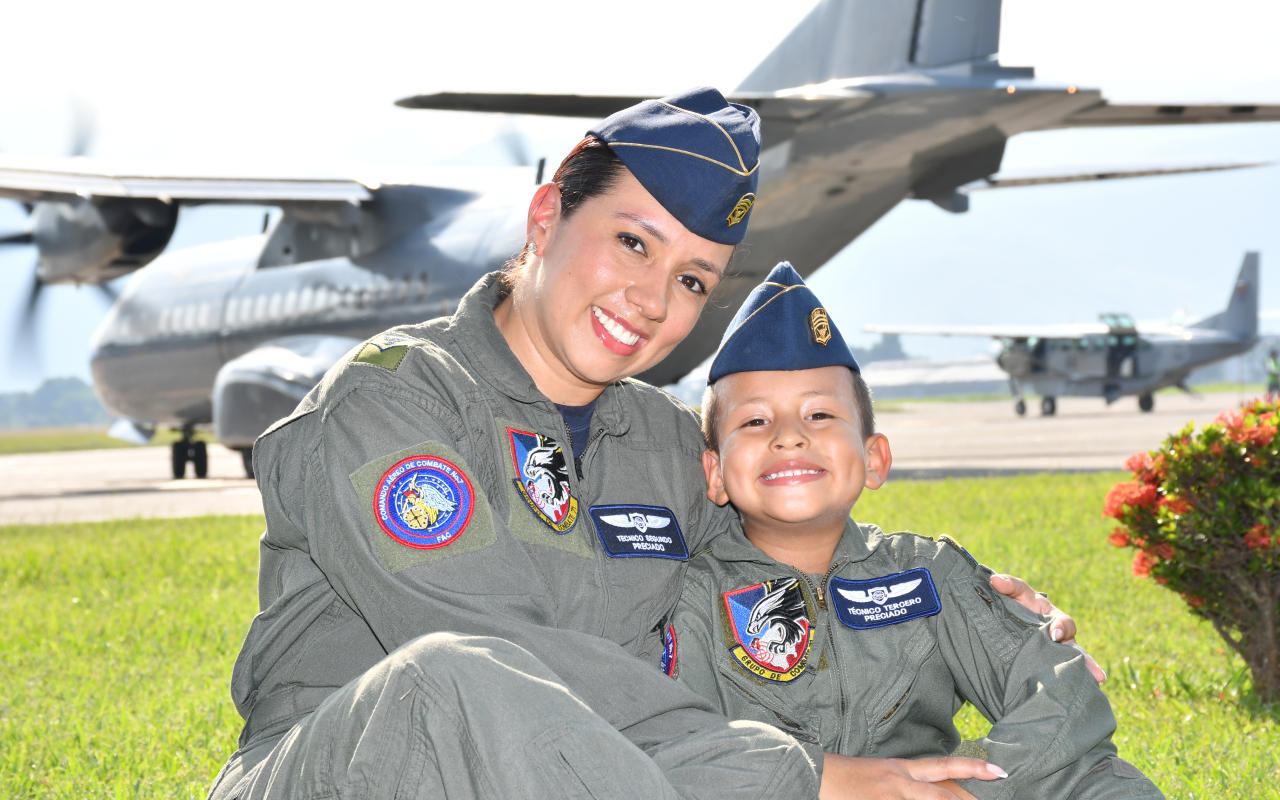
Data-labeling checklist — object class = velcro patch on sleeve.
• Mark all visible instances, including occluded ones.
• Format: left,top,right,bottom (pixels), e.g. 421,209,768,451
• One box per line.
350,440,495,572
351,331,427,371
589,505,688,560
830,568,941,630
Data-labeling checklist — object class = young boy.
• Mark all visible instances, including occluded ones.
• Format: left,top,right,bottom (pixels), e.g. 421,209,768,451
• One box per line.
665,263,1162,800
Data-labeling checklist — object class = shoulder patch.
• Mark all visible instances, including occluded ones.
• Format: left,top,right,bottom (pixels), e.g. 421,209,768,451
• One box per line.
830,567,941,630
722,578,811,683
373,455,474,549
352,331,428,371
939,534,978,567
661,623,678,677
590,505,688,560
507,428,579,533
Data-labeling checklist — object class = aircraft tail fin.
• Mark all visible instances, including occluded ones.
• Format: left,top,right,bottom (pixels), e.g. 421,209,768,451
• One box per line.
736,0,1004,92
1190,252,1259,338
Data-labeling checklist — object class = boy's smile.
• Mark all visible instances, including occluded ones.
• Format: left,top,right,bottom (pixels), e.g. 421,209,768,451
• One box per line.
703,366,891,547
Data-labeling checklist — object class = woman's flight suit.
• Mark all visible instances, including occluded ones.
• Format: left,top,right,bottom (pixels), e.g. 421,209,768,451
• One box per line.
208,273,820,800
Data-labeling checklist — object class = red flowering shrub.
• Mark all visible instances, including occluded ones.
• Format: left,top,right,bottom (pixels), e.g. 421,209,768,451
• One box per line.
1107,396,1280,701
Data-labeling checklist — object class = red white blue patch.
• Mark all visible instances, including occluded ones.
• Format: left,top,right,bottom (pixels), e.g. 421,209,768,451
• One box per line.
661,623,678,677
507,428,578,533
374,455,474,549
830,568,941,630
722,578,811,683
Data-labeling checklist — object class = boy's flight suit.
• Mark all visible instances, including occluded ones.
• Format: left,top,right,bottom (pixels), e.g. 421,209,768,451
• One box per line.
669,520,1164,800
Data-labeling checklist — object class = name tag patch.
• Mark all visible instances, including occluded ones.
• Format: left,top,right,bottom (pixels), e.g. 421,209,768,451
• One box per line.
830,568,941,630
589,505,688,560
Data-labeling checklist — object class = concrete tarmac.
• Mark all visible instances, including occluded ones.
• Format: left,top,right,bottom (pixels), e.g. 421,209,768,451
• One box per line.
0,444,262,525
0,391,1260,525
879,390,1255,477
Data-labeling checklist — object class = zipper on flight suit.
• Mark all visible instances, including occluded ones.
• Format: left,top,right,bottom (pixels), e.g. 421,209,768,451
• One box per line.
572,427,606,481
799,558,848,749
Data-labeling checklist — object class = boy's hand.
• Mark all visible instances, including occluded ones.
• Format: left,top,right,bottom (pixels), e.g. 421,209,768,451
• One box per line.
818,754,1004,800
989,573,1106,684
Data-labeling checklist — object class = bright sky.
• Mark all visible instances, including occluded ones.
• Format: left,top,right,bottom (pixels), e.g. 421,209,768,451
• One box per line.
1,0,1279,391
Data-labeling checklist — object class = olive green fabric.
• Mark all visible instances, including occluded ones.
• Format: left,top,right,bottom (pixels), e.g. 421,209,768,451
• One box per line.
671,520,1164,800
215,273,820,799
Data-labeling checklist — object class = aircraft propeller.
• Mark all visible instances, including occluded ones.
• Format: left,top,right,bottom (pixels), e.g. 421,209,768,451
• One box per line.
0,100,109,379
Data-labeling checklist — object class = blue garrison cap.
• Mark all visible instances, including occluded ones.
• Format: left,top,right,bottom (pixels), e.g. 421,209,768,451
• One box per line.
708,262,860,383
589,87,761,245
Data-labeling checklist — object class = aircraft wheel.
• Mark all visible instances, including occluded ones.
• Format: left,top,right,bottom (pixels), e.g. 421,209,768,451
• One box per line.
192,441,209,479
1041,396,1057,416
1015,399,1026,416
238,447,255,479
171,441,188,479
1138,393,1154,412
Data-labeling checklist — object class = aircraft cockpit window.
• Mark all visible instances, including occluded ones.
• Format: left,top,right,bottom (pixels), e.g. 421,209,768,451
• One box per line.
1107,335,1118,346
1121,335,1136,346
1074,339,1086,351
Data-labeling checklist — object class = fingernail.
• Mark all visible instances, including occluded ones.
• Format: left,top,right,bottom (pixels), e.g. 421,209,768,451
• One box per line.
988,764,1008,778
1052,628,1064,642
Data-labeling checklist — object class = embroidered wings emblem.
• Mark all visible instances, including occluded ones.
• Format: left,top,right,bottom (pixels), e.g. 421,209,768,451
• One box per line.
837,578,922,606
598,512,671,534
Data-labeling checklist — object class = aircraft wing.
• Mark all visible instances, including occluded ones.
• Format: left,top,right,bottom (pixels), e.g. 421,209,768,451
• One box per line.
0,154,374,206
863,322,1111,339
963,161,1271,193
1045,102,1280,129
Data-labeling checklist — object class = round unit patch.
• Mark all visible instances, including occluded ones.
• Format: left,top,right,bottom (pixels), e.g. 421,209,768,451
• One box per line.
374,455,475,549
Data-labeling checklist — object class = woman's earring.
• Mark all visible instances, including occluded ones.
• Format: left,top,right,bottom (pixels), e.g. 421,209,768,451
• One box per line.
529,242,537,255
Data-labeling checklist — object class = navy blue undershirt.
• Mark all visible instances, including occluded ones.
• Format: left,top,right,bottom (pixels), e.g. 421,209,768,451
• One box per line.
554,400,597,460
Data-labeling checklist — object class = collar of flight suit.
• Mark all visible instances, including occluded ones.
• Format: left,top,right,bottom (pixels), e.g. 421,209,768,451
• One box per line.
449,271,631,439
706,516,880,570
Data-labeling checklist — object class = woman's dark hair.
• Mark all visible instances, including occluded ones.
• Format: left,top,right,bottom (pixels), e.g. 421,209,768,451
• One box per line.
499,135,627,295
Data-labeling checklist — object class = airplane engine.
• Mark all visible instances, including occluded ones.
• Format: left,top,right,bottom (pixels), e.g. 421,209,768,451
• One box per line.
212,334,360,453
31,197,178,284
997,342,1033,377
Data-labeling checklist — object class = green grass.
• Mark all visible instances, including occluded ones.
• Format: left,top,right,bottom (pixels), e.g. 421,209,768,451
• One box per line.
0,427,216,456
0,516,262,799
858,473,1279,798
3,476,1277,798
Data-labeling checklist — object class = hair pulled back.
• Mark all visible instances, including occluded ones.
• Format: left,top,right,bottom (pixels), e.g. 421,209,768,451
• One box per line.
499,135,627,296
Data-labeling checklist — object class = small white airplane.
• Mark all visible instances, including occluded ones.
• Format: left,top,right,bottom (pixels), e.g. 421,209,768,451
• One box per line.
866,253,1260,416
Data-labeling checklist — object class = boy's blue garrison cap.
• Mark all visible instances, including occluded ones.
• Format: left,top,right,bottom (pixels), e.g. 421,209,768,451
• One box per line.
708,262,860,383
589,86,761,245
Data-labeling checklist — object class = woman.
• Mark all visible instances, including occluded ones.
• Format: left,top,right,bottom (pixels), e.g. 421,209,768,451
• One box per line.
210,88,1084,800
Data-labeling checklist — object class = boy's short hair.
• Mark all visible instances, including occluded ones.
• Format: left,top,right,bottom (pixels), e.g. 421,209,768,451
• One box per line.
700,367,875,452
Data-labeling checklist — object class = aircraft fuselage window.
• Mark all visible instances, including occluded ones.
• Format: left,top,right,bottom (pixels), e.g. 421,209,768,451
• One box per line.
284,289,298,318
269,292,283,321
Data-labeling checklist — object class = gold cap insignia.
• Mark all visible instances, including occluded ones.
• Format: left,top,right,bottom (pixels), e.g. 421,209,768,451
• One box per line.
809,308,831,346
726,193,755,227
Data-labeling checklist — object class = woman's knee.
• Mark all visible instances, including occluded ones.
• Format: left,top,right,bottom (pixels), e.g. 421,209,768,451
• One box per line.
386,632,556,689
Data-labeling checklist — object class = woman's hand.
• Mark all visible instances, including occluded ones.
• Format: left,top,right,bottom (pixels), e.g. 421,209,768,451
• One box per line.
989,573,1106,683
818,754,1004,800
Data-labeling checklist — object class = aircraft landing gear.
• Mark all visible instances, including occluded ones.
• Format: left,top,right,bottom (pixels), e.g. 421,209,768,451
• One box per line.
1138,393,1154,413
237,447,255,479
171,429,209,479
1015,398,1026,416
1041,396,1057,416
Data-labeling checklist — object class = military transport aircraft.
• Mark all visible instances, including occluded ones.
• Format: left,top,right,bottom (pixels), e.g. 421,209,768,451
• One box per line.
865,253,1261,416
2,0,1278,478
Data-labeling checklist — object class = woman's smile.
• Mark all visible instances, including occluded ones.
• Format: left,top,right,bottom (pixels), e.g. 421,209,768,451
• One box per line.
590,304,649,356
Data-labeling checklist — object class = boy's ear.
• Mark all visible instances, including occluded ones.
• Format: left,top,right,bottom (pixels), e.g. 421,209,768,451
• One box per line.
863,433,892,490
702,449,730,506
